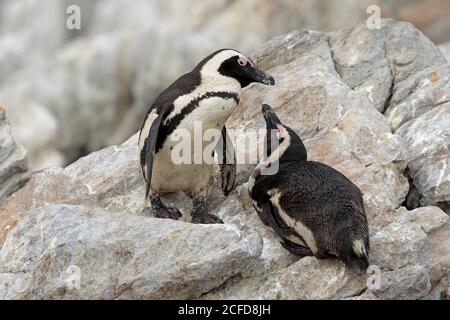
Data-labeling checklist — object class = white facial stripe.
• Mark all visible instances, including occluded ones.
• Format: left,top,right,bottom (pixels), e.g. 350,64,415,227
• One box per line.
166,51,243,123
201,50,242,75
255,130,291,172
269,188,318,254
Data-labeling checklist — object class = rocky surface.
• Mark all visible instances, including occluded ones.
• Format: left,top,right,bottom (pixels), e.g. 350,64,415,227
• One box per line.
0,19,449,299
0,106,30,204
0,205,262,299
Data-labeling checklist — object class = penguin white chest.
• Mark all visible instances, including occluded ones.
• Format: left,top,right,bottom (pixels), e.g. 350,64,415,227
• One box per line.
152,96,238,194
176,96,237,132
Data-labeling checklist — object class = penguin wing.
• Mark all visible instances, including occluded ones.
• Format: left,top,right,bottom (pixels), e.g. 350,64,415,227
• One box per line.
143,108,171,199
259,201,288,240
216,126,236,196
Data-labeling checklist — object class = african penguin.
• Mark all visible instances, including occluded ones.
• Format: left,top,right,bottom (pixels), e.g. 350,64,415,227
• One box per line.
249,104,370,271
139,49,275,224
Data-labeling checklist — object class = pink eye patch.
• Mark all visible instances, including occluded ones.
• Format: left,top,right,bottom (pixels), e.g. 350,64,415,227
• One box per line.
277,124,287,138
238,55,254,67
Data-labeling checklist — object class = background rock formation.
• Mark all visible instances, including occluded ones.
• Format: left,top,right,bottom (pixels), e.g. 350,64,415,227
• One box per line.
0,107,30,204
0,19,448,299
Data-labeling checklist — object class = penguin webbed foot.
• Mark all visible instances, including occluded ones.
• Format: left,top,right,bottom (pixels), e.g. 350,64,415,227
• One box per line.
191,196,223,224
281,239,314,258
150,193,182,220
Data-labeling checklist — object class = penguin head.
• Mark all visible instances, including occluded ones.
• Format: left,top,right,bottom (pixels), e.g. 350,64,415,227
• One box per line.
261,104,307,162
198,49,275,88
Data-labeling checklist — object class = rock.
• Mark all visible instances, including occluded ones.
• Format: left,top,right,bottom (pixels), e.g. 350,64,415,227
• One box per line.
0,204,262,299
0,167,96,247
0,0,67,84
419,222,450,286
6,100,64,170
408,206,449,234
396,103,450,212
1,19,449,300
204,257,366,300
370,206,448,271
0,106,30,203
425,275,450,300
329,19,446,113
386,64,450,131
345,291,378,300
371,265,431,300
371,218,427,270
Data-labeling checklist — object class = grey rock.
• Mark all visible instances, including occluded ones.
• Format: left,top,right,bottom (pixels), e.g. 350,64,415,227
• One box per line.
396,103,450,211
329,19,446,113
407,206,449,234
386,64,450,131
0,204,262,299
439,42,450,61
345,291,378,300
205,257,366,300
371,265,431,300
371,216,427,270
419,222,450,285
0,107,30,203
5,100,64,170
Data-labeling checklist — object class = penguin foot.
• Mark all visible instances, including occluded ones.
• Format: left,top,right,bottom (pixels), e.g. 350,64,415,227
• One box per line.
191,195,223,224
150,193,182,220
192,213,223,224
281,239,314,257
153,207,182,220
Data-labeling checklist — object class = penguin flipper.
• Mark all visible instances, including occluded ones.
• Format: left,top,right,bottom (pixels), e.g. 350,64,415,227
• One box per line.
259,201,287,240
281,239,314,257
144,110,168,199
216,126,236,196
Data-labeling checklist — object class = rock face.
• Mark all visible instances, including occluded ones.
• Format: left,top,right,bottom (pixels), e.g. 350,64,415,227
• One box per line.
0,205,262,299
440,42,450,61
0,106,30,203
397,103,450,211
0,20,449,299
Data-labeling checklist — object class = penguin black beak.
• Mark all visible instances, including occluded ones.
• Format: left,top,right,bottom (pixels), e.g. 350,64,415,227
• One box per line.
261,104,282,128
251,68,275,86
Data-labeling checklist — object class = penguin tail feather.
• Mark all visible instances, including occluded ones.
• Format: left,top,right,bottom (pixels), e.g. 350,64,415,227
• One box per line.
340,235,370,273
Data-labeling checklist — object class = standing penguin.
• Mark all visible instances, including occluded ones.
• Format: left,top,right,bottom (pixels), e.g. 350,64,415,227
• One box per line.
249,104,370,271
139,49,275,224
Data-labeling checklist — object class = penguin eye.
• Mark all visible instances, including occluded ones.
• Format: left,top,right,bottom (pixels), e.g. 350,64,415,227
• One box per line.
237,56,248,67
